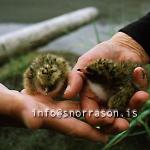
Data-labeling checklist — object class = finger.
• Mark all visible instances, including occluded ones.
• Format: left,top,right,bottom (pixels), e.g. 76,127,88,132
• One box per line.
81,86,114,126
64,55,92,99
128,91,149,110
101,118,129,134
44,116,109,143
64,71,83,99
55,100,80,111
133,67,148,90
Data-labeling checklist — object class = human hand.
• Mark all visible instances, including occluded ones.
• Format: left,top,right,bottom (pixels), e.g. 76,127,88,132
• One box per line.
0,84,108,143
64,32,149,134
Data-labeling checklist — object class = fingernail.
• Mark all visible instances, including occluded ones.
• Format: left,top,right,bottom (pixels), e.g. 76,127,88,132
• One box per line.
134,67,146,80
137,67,146,80
64,85,71,95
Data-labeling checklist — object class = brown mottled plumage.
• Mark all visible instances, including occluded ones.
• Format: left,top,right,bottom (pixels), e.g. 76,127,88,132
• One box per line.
78,58,148,111
23,53,70,97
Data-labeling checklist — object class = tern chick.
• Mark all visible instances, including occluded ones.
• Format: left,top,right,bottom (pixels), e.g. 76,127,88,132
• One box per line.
78,58,148,111
23,53,71,97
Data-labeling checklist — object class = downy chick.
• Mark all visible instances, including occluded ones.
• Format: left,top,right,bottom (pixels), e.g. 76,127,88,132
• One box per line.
78,58,148,111
23,53,70,97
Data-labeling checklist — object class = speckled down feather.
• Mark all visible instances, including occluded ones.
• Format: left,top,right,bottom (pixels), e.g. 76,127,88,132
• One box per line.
23,53,70,97
83,58,148,111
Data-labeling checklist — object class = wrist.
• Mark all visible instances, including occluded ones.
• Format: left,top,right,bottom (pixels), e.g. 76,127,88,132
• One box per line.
0,88,22,116
6,90,24,118
110,32,149,63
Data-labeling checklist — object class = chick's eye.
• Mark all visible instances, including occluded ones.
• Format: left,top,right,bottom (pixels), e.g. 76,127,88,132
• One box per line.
51,68,57,73
42,69,48,74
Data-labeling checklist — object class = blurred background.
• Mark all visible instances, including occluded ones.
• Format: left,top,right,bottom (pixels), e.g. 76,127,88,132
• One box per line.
0,0,150,150
0,0,149,22
0,0,150,54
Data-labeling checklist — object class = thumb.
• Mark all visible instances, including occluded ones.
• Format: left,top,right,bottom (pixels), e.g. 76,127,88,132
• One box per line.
64,71,83,99
64,55,91,99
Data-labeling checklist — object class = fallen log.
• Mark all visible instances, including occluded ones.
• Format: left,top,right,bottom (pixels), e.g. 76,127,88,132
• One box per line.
0,7,99,65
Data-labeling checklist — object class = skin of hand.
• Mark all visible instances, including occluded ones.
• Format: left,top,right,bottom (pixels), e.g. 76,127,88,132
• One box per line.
0,83,109,143
64,32,150,135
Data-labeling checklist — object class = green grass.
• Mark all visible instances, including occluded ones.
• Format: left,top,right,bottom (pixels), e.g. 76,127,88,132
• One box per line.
103,100,150,150
92,22,101,44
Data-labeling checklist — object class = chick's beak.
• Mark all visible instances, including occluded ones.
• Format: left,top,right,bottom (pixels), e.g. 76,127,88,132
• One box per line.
44,87,49,95
77,68,95,79
77,68,88,74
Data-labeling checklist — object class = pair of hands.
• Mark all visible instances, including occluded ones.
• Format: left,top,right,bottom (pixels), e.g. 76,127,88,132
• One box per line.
0,32,149,143
63,32,149,141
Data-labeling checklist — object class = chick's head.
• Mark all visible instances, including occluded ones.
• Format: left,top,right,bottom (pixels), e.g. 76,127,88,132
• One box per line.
36,62,62,93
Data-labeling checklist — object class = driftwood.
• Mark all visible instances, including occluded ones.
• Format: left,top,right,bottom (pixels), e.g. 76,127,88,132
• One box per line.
0,7,99,64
